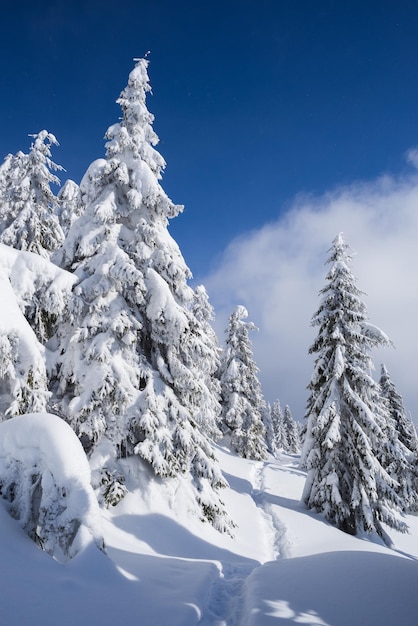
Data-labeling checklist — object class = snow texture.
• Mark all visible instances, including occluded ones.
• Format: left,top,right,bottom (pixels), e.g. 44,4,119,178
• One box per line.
1,445,418,625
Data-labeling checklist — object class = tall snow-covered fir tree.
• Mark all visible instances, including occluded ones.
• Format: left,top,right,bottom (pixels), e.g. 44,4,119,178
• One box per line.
52,58,229,529
301,234,407,538
0,131,64,258
218,305,267,460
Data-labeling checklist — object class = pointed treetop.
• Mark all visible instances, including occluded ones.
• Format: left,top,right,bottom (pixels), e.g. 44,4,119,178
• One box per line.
233,304,248,320
134,51,151,62
326,232,353,263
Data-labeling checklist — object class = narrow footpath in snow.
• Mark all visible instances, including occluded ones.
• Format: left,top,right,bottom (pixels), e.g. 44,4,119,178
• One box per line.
199,453,293,625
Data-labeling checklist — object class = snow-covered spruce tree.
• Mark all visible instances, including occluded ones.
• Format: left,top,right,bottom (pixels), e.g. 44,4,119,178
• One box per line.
283,405,301,453
271,399,288,450
189,284,223,440
379,364,418,511
262,402,277,455
55,179,84,236
380,364,418,454
301,234,407,538
219,305,267,460
0,152,14,205
53,59,229,529
0,131,64,258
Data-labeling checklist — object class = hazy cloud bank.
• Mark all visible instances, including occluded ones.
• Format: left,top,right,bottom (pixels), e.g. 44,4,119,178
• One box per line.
205,164,418,422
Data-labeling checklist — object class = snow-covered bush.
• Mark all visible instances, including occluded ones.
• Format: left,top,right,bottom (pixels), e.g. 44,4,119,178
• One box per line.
0,413,104,561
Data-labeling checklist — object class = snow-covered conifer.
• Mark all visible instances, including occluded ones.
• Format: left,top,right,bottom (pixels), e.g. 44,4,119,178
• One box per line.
262,402,277,455
187,284,222,440
0,131,64,258
271,399,288,450
283,405,301,453
301,234,406,538
53,59,229,529
380,364,418,454
55,179,84,236
379,364,418,511
219,305,267,460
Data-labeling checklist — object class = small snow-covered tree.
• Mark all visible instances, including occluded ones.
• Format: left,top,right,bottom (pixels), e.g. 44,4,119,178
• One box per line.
271,399,288,450
379,364,418,511
53,59,229,529
0,131,64,258
262,402,277,455
301,234,406,538
55,179,84,236
380,364,418,454
219,305,267,460
0,153,14,203
283,405,301,453
188,284,222,440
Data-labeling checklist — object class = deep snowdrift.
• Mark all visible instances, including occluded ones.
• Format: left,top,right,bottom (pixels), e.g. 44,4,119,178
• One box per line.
1,437,418,625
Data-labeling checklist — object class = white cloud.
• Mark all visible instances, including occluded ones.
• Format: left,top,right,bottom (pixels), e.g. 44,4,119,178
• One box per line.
406,147,418,170
204,171,418,423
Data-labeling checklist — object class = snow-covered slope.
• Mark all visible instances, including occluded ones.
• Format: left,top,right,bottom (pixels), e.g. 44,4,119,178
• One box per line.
1,443,418,626
0,246,416,625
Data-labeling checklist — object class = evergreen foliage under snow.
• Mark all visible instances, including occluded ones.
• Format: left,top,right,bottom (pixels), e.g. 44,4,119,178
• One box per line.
51,59,229,530
301,234,407,538
219,305,267,460
0,131,64,258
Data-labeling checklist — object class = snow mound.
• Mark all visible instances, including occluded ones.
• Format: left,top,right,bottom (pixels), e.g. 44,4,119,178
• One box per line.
0,413,104,561
0,242,77,319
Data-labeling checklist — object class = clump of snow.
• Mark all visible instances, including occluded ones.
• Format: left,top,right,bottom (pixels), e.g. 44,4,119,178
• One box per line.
0,242,77,321
0,413,104,561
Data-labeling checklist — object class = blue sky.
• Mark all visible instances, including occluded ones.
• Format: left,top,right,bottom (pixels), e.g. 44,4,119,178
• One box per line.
2,1,418,414
2,1,418,279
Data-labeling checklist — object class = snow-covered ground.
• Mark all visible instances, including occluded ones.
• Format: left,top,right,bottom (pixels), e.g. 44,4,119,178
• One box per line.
1,441,418,626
